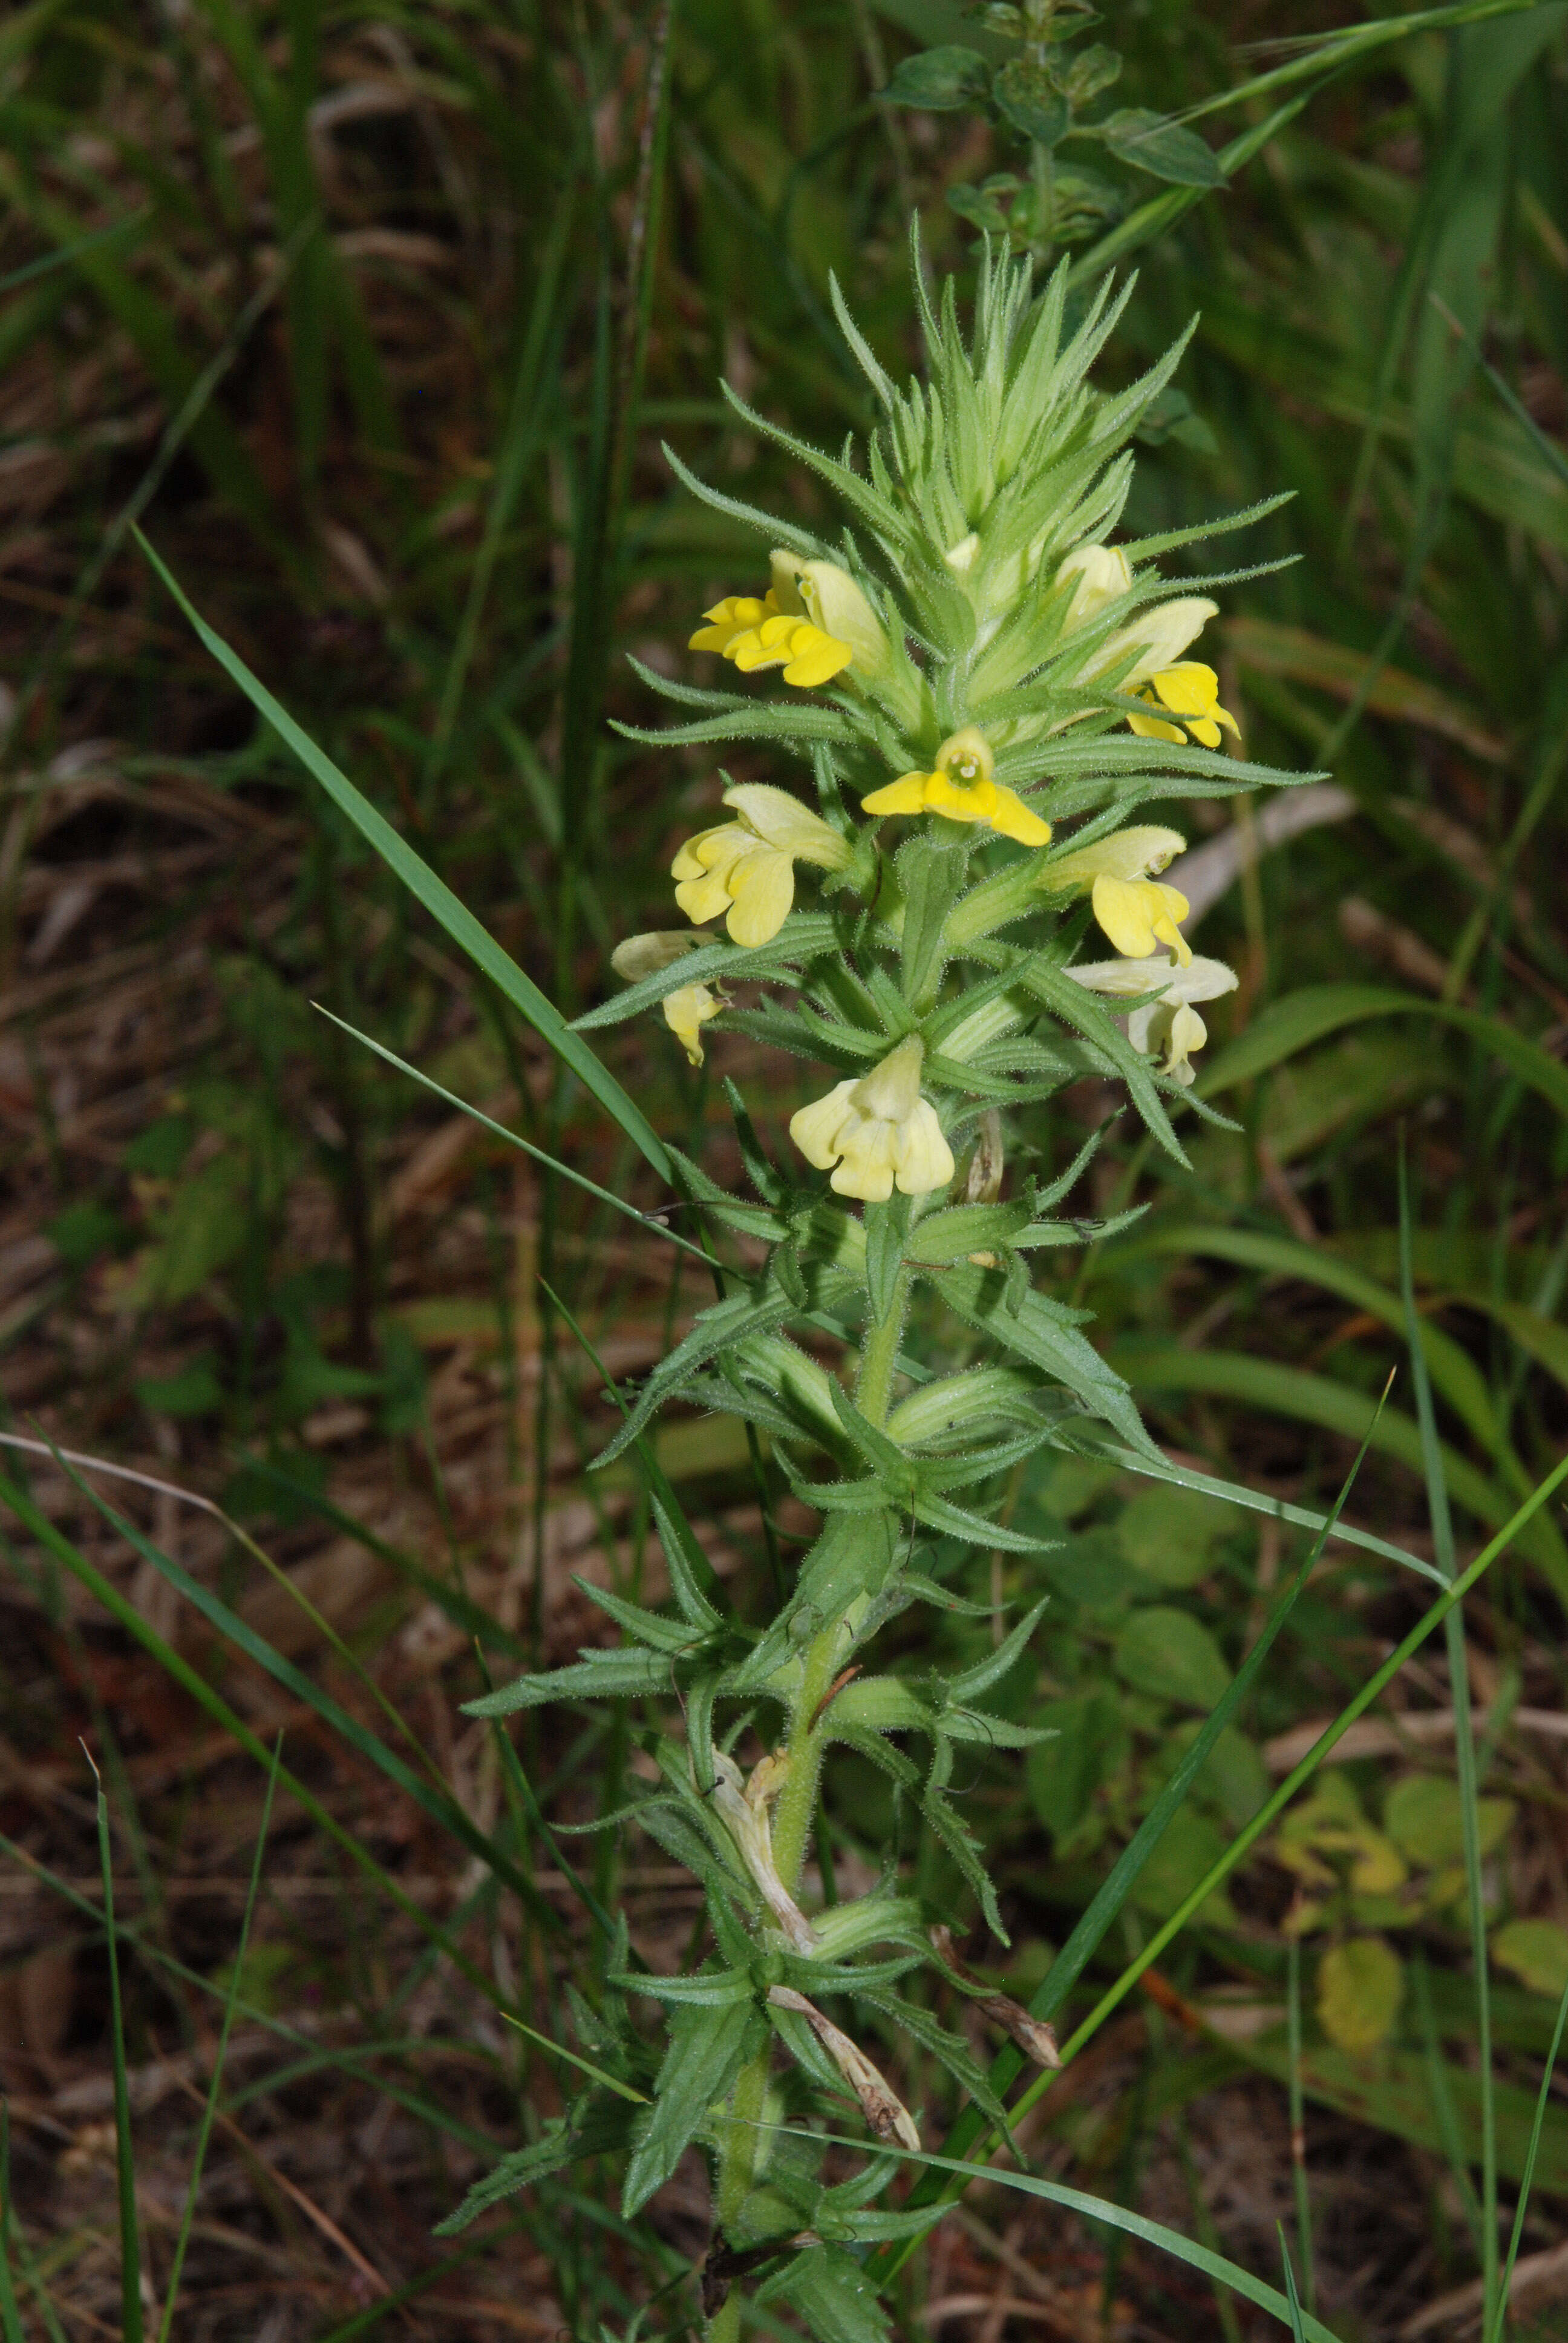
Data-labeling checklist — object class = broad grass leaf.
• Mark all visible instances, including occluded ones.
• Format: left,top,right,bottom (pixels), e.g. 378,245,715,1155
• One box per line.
1318,1937,1403,2057
1492,1921,1568,2001
1113,1606,1231,1709
1385,1775,1515,1869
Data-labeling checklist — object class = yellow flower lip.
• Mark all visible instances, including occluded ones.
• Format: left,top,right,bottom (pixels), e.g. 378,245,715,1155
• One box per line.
862,727,1051,848
1126,661,1240,751
687,580,855,689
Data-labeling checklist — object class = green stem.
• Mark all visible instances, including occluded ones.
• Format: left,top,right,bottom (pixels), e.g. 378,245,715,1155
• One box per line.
706,1265,913,2331
854,1264,910,1429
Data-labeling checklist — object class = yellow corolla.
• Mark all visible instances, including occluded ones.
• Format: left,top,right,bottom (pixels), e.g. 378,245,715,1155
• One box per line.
1041,824,1192,965
689,592,851,687
789,1035,955,1202
862,726,1050,847
1128,662,1240,750
671,782,851,948
689,552,890,691
610,930,723,1065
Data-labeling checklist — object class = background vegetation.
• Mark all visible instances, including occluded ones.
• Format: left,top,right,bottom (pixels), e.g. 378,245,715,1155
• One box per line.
1,0,1567,2334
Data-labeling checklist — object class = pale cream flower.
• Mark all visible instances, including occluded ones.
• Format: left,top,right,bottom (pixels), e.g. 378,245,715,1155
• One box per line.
710,1748,815,1952
789,1035,955,1202
1054,542,1132,629
1066,951,1238,1084
1040,825,1191,965
767,1985,920,2152
672,783,851,947
610,929,722,1064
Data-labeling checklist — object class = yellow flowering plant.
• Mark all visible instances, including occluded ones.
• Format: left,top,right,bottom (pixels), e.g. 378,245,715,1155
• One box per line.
445,238,1305,2341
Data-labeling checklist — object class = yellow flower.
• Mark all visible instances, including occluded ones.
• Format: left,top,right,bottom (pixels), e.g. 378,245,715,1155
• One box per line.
610,929,722,1065
789,1035,955,1202
1065,952,1238,1086
688,590,851,687
862,726,1051,847
1041,824,1192,965
1127,661,1240,750
671,783,850,948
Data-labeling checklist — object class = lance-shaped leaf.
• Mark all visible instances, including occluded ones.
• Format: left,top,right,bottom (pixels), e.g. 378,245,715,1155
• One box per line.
756,2242,894,2343
435,2096,633,2233
463,1646,673,1719
574,1576,709,1657
904,1202,1033,1265
592,1285,799,1469
622,1998,759,2217
651,1496,724,1633
938,1258,1161,1459
811,1896,932,1963
829,1676,937,1738
574,916,837,1031
923,1766,1007,1942
857,1988,1014,2140
946,1599,1050,1705
613,1964,754,2008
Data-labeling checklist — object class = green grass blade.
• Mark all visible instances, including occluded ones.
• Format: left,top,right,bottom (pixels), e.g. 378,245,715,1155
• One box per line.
0,2108,27,2343
1489,1968,1568,2343
155,1742,282,2343
875,1442,1568,2281
799,2125,1349,2343
502,2012,649,2103
1200,986,1568,1126
90,1755,143,2343
1095,1441,1442,1584
1400,1144,1497,2325
132,528,674,1182
0,208,147,295
1278,2224,1308,2343
1286,1945,1316,2316
0,1475,504,2010
312,1005,714,1268
1429,290,1568,490
44,1446,560,1936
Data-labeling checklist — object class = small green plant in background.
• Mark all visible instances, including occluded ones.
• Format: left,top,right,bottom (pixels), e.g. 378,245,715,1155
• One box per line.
882,0,1223,261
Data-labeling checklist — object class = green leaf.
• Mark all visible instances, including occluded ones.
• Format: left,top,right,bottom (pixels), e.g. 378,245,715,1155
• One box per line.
904,1202,1030,1265
1096,108,1224,187
1116,1481,1232,1590
759,2241,893,2343
1492,1921,1568,2001
1114,1607,1232,1709
134,531,673,1184
862,1196,910,1326
881,44,991,110
622,1999,756,2217
1317,1938,1405,2058
1385,1776,1514,1870
993,59,1068,146
1198,984,1568,1129
938,1260,1158,1459
462,1648,674,1717
435,2103,630,2234
1026,1689,1128,1841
